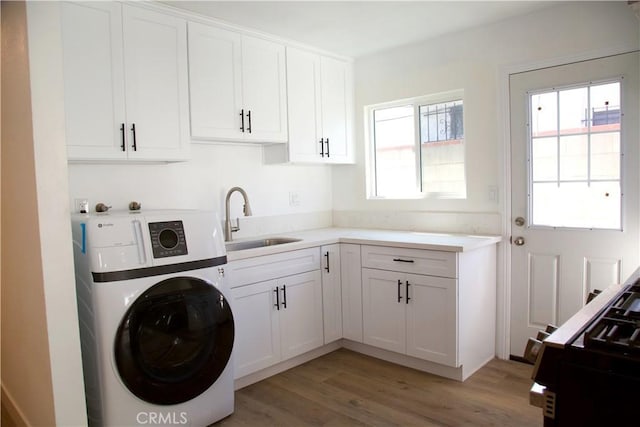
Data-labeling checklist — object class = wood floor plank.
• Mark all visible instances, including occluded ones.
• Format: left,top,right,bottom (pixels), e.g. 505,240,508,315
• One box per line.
216,349,541,427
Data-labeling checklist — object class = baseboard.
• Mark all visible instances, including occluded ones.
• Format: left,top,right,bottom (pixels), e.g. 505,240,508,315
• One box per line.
1,383,28,426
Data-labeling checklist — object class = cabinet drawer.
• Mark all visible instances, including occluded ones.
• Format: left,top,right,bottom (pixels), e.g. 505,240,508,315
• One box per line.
361,245,457,278
227,247,321,288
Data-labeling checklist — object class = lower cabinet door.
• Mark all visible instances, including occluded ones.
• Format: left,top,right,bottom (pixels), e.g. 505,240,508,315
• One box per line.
279,270,324,360
405,273,458,366
321,244,343,344
231,279,281,377
362,268,406,353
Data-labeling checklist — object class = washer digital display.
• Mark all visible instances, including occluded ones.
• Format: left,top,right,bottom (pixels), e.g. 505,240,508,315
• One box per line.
148,221,188,258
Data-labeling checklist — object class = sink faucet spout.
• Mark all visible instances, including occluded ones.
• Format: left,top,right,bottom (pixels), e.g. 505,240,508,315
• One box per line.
225,187,252,241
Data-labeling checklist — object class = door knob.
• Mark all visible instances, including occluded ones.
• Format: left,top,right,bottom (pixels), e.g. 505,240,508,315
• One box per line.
515,217,526,227
513,236,525,246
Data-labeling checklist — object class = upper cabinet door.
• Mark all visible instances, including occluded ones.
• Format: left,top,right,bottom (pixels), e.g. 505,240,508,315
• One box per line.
241,35,288,142
286,47,323,162
320,56,354,164
187,24,287,143
187,22,243,140
61,2,127,161
122,5,190,161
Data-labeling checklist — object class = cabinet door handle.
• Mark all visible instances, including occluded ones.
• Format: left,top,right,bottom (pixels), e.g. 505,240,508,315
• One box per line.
246,110,252,133
397,279,403,303
282,285,287,309
274,286,280,310
240,109,245,132
319,138,325,157
130,123,137,151
325,137,330,158
406,281,411,304
120,123,126,151
393,258,414,263
324,251,330,273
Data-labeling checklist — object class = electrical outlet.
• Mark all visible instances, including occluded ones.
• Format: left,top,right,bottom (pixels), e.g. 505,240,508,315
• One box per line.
288,192,301,207
75,198,89,213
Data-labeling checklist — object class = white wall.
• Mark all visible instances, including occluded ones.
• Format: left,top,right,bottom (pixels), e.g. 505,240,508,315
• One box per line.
67,143,333,238
1,2,57,425
2,1,87,426
333,1,639,235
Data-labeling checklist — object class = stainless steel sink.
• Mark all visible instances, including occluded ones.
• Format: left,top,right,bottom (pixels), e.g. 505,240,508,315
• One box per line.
225,237,302,252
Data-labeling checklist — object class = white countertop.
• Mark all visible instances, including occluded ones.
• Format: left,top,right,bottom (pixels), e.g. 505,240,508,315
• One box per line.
225,227,502,261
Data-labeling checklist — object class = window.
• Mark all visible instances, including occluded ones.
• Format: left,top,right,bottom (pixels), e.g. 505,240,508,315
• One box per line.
528,80,622,229
367,92,466,199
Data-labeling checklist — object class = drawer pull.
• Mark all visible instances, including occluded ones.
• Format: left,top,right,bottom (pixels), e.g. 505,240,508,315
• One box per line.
393,258,415,263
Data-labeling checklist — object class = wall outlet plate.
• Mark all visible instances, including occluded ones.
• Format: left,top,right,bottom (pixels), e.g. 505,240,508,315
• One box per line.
74,198,89,213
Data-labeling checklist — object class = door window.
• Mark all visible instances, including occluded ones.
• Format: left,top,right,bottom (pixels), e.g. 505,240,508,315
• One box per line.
529,81,622,229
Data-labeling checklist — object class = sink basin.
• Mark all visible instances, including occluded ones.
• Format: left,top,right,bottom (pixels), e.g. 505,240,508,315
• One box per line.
225,237,302,252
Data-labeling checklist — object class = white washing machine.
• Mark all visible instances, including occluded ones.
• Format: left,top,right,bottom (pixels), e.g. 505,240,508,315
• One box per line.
71,210,234,426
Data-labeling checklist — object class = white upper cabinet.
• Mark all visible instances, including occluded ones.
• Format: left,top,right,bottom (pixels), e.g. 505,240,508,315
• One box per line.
319,55,354,163
188,22,288,143
265,46,354,164
121,5,190,161
61,2,190,162
61,2,127,161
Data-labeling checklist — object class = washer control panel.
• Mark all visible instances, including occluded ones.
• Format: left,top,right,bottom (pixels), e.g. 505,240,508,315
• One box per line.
148,220,188,258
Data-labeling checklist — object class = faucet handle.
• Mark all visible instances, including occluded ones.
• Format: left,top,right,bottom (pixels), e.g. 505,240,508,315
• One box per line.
231,218,240,233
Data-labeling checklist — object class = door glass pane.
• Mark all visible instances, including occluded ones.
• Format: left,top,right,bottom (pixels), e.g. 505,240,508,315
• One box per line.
531,92,557,137
532,182,620,229
529,81,621,229
373,105,417,197
559,87,588,134
591,132,620,179
559,134,588,180
531,137,557,181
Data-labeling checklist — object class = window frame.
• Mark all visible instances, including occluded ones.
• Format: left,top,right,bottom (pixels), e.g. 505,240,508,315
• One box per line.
365,89,466,200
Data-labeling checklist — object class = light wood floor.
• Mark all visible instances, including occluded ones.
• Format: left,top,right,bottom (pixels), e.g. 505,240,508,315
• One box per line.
218,349,541,427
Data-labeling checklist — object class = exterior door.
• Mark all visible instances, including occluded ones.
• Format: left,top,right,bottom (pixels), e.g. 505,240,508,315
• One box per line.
509,52,640,356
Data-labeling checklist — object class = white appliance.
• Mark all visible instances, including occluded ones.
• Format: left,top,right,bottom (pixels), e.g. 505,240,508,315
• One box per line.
71,210,234,426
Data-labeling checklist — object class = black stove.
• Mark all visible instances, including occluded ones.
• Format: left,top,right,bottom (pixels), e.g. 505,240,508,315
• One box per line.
583,282,640,357
532,271,640,426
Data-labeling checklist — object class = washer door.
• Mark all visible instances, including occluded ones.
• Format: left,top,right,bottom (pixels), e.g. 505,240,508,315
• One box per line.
114,276,234,405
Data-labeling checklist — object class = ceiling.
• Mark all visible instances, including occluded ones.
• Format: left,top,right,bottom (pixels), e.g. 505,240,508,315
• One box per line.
163,1,557,58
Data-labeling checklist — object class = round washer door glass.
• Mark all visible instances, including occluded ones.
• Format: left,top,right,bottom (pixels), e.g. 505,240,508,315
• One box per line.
114,276,234,405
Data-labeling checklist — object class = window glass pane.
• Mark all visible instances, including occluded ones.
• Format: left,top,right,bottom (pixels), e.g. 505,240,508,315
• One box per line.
591,132,620,180
532,182,620,229
559,134,588,181
373,106,417,197
531,92,557,137
559,87,588,134
531,137,557,182
419,100,465,197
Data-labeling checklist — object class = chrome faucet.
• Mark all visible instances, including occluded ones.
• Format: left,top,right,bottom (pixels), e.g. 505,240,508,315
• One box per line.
224,187,253,241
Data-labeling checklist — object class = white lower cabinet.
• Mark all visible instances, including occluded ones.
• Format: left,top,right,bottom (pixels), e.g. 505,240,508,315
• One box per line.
362,250,458,367
231,270,323,378
340,244,363,342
